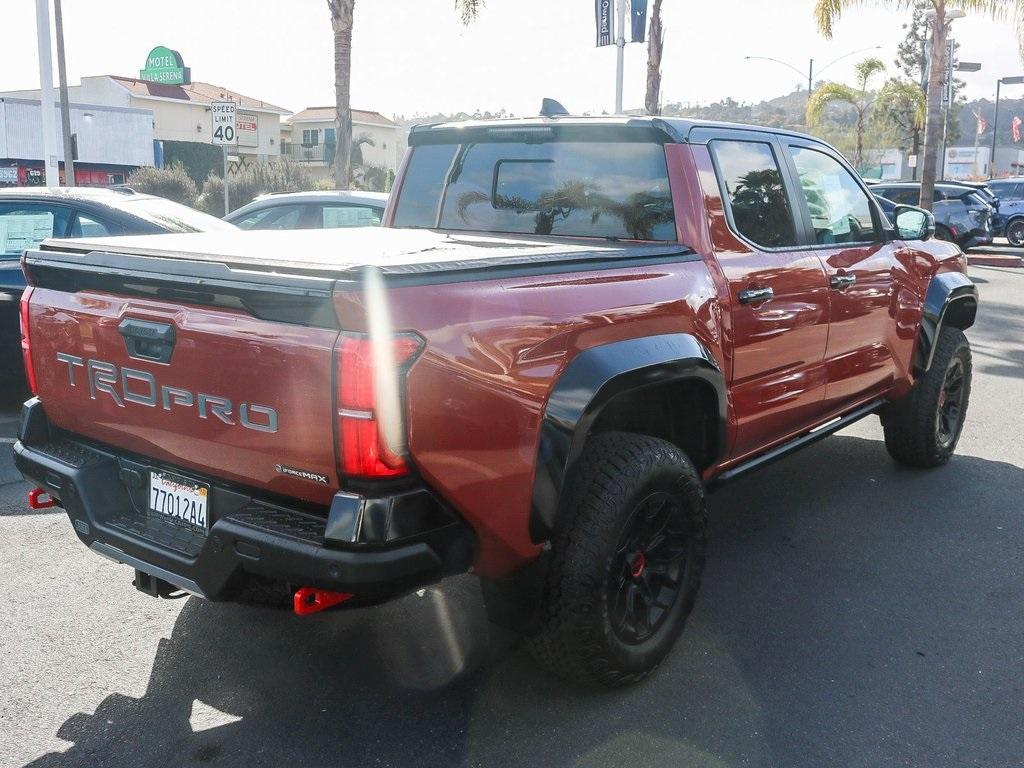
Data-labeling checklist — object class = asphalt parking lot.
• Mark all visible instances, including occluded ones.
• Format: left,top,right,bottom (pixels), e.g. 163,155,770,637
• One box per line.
1,261,1022,768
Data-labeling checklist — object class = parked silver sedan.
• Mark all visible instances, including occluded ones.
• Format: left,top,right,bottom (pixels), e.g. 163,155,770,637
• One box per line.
225,190,388,230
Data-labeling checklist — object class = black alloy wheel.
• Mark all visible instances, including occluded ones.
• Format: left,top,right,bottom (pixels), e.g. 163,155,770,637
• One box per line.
935,356,966,449
607,491,692,645
1006,219,1024,247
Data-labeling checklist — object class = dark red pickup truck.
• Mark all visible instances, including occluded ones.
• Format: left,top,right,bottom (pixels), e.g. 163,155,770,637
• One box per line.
15,116,977,686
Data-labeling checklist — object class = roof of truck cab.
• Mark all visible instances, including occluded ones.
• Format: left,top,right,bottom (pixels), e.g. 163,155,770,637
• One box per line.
39,227,692,280
408,114,821,144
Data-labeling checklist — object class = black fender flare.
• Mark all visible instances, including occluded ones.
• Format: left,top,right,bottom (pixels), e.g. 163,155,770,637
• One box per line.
914,272,978,374
529,333,726,540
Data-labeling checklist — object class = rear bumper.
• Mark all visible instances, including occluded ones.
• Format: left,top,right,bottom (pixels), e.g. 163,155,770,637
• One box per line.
961,229,992,249
14,398,475,601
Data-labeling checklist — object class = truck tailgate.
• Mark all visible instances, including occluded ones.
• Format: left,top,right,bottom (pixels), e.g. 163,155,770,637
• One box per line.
23,255,341,506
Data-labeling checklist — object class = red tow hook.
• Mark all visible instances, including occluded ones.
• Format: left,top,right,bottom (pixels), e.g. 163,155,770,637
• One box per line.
28,488,57,510
293,587,353,616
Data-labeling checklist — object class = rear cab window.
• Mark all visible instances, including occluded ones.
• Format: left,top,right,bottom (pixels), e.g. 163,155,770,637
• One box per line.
393,128,676,240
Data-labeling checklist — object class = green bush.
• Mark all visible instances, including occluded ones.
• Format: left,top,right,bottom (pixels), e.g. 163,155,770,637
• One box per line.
197,160,315,215
125,162,198,206
162,141,224,185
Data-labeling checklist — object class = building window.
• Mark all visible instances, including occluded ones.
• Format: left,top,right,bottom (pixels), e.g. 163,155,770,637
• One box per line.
302,129,319,147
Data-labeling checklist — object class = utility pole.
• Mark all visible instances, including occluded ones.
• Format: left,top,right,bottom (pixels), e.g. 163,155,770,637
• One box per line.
53,0,75,186
34,0,59,186
808,59,814,96
614,0,627,113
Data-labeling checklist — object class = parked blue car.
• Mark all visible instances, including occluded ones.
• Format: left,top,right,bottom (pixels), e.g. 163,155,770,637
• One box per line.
987,177,1024,246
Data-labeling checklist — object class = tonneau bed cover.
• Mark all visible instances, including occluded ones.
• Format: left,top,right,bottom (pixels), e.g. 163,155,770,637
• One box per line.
37,228,688,281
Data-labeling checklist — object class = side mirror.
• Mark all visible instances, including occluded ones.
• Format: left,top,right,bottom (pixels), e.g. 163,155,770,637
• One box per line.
894,204,935,242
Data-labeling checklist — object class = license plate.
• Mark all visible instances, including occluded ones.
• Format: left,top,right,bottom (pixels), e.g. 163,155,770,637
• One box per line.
149,471,209,531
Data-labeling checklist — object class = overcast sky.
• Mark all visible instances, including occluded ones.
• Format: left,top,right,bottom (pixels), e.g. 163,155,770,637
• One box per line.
1,0,1022,118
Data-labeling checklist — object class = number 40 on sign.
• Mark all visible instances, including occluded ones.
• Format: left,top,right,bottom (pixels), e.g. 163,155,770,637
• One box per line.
211,101,236,145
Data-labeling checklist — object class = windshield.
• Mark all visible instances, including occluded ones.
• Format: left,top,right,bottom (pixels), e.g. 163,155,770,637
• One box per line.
117,197,237,233
393,140,676,241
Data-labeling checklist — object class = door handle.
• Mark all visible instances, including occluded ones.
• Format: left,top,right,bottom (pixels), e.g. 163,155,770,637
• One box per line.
738,287,774,305
118,318,176,363
830,274,857,290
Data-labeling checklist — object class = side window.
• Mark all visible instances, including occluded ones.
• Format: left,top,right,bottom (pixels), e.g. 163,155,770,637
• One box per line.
0,203,72,256
711,139,798,248
788,146,878,245
70,212,115,238
233,204,307,230
320,205,382,228
883,189,914,206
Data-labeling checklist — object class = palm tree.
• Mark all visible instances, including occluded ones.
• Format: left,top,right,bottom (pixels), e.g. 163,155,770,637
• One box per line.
814,0,1024,210
875,78,928,176
807,57,886,171
351,132,375,167
327,0,355,189
644,0,664,115
328,0,483,189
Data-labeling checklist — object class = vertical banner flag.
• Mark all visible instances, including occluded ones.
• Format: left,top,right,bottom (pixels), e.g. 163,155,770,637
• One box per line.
631,0,648,43
595,0,613,46
974,111,988,136
1014,116,1023,144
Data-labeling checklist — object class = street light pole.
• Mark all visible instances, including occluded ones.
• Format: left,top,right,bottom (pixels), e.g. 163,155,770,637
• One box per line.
991,78,1002,178
34,0,59,186
744,46,881,101
53,0,75,187
614,0,627,113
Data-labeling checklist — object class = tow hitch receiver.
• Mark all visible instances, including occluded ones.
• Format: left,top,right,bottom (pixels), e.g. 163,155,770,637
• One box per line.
28,488,57,509
294,587,353,616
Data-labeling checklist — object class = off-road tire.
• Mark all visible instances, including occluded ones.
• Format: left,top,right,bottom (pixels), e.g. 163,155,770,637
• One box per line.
527,432,706,687
883,327,972,467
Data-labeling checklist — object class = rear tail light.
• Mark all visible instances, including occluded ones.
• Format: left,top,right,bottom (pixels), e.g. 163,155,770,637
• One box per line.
19,287,37,394
334,333,423,479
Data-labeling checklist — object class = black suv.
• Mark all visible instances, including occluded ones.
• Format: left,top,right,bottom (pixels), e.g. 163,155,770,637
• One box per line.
871,182,993,250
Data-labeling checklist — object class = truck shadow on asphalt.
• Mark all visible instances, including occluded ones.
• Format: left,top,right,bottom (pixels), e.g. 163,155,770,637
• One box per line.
21,433,1024,768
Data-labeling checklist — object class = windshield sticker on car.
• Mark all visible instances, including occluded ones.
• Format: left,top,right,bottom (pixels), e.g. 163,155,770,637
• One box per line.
0,212,54,255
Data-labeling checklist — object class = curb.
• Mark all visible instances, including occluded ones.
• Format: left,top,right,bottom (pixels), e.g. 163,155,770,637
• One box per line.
968,254,1023,268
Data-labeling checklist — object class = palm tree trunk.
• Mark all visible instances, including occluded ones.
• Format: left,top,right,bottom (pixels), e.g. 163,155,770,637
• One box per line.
855,110,865,171
329,0,355,190
911,125,921,181
644,0,664,115
919,2,946,211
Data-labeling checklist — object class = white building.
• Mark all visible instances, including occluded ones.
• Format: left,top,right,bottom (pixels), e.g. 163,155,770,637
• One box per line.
0,97,153,186
282,107,407,183
0,75,289,167
943,146,992,180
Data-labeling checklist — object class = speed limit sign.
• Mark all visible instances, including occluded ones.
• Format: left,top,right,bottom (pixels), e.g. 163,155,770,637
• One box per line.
211,101,236,145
